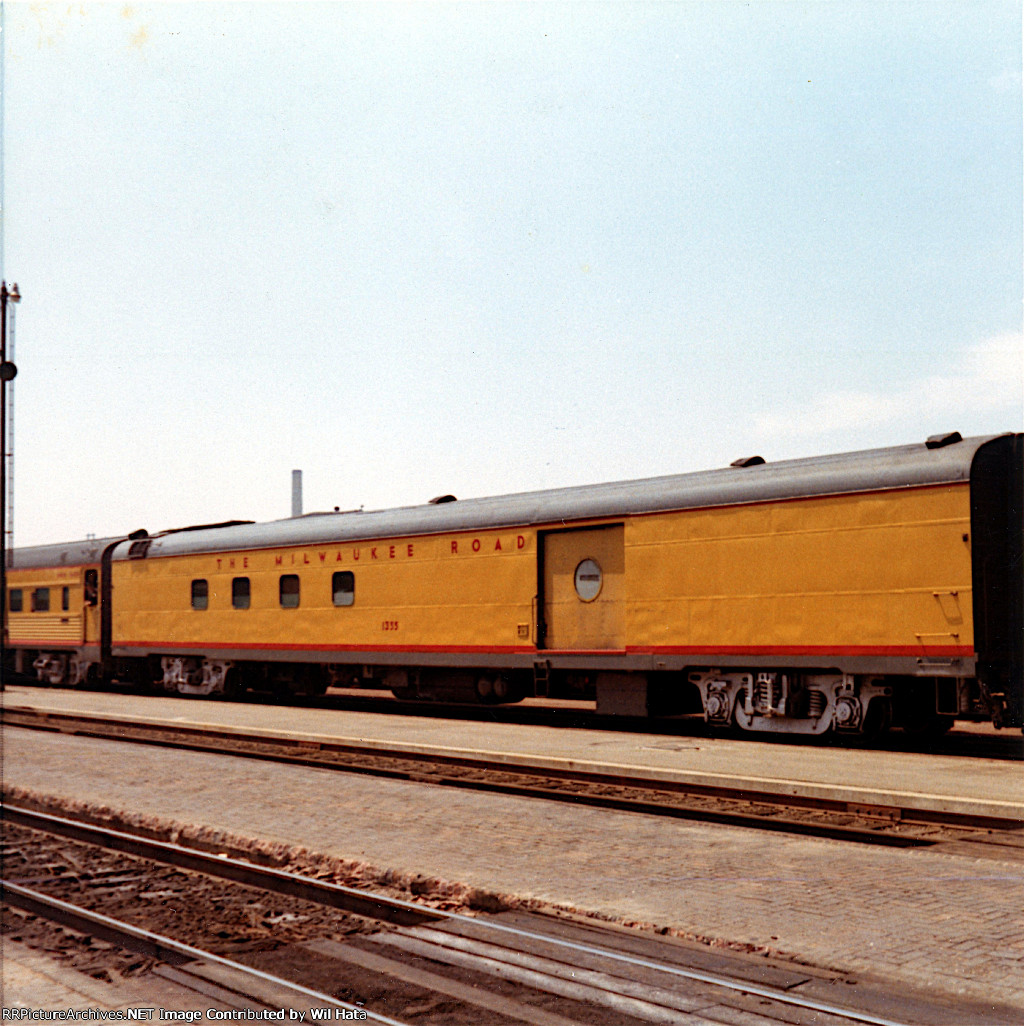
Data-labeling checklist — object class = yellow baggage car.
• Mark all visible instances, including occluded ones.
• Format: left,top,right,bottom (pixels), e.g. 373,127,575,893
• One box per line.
8,431,1022,738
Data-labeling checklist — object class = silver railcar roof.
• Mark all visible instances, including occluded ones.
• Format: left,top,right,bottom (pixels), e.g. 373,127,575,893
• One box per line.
11,537,123,570
10,434,1006,568
114,433,1003,561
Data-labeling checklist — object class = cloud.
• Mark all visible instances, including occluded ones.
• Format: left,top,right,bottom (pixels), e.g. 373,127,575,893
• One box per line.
755,332,1023,440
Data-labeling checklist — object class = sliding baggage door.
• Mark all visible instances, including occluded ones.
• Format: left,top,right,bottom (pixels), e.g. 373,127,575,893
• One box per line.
540,525,624,650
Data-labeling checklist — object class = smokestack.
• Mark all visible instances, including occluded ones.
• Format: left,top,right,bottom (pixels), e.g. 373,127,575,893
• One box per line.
291,470,302,517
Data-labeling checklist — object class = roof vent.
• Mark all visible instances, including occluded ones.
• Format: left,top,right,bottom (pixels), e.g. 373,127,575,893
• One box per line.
127,538,152,559
925,431,962,450
428,494,458,504
730,455,765,468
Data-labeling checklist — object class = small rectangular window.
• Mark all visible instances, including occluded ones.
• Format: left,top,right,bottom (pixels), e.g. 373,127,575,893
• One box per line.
191,579,209,610
32,587,50,612
332,571,355,607
279,574,300,609
84,570,98,607
9,588,22,613
232,577,251,609
62,586,70,611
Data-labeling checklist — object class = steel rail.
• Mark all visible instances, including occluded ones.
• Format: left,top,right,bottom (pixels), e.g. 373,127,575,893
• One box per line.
1,880,410,1026
2,803,445,926
4,705,1022,839
4,804,913,1026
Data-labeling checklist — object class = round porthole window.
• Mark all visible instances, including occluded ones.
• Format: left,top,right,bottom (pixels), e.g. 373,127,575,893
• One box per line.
574,558,603,602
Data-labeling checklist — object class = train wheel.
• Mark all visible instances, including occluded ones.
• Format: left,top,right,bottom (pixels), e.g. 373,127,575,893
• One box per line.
474,674,513,704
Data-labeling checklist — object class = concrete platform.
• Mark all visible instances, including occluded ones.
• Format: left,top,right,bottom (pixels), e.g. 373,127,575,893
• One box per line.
3,685,1022,818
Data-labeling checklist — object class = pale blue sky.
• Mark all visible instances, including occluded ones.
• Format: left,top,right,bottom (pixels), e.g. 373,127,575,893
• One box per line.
2,2,1021,545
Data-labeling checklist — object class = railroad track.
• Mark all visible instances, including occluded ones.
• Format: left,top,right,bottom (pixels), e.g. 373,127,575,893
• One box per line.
6,803,1012,1025
4,705,1023,855
3,881,406,1024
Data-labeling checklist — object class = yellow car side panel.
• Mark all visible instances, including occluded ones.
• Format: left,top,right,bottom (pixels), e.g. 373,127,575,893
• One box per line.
113,530,536,653
627,483,973,656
